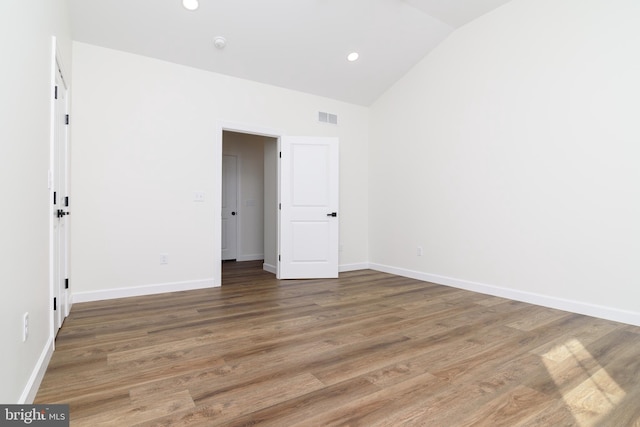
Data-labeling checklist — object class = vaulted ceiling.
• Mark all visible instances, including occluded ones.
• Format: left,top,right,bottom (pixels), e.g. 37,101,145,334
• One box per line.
69,0,512,106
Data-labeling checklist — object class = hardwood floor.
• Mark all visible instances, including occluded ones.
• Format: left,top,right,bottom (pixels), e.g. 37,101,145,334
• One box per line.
36,261,640,426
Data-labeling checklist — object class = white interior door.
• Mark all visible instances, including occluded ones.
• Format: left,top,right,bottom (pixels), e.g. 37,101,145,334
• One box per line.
52,61,69,334
221,154,238,260
279,136,339,279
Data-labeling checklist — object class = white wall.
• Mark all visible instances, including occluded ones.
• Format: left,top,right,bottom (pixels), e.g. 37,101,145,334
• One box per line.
369,0,640,324
222,131,268,262
70,42,370,300
0,0,71,403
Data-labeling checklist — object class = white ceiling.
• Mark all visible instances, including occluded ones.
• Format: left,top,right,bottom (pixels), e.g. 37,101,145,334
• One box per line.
69,0,512,106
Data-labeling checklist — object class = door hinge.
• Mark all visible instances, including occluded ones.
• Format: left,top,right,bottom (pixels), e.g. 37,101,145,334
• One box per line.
65,278,69,289
278,255,281,262
279,203,281,210
53,297,57,311
65,196,69,207
53,191,57,205
65,114,69,125
54,85,58,100
279,151,281,158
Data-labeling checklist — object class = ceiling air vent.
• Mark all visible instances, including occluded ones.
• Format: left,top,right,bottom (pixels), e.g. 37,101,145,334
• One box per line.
318,111,338,125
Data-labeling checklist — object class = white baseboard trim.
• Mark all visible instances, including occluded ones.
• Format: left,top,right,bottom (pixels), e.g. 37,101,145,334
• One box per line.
237,254,264,262
339,262,370,272
20,336,54,403
261,262,370,275
263,263,277,274
370,263,640,327
72,279,218,304
67,264,640,326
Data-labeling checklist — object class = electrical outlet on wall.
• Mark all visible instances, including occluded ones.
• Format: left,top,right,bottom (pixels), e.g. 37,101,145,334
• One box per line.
160,253,169,265
417,246,423,256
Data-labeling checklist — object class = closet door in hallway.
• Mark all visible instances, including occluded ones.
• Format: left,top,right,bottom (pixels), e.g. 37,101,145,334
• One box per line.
221,154,237,260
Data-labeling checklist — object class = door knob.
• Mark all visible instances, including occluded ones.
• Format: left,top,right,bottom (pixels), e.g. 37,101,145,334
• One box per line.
326,212,337,217
231,211,237,216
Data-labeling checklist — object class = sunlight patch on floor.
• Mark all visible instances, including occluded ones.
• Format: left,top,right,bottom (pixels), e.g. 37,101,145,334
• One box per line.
542,338,626,426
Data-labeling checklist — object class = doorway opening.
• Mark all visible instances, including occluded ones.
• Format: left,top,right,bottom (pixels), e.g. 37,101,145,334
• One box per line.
221,130,278,283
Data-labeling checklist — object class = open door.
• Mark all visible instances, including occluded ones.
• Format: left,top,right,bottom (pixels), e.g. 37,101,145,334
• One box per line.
279,136,339,279
51,53,70,335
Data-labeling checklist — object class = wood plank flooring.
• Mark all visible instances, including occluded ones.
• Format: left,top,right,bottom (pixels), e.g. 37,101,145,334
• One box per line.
36,261,640,426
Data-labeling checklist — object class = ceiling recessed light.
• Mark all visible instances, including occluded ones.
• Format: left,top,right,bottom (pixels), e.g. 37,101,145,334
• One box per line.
182,0,199,11
347,52,359,62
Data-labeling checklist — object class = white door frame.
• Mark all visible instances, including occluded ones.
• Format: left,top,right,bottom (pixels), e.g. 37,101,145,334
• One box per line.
216,122,282,283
